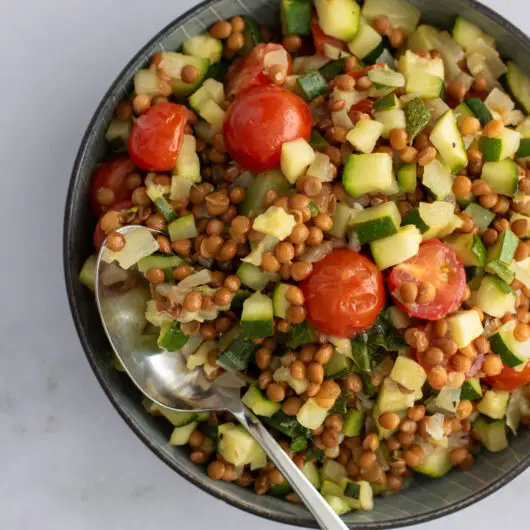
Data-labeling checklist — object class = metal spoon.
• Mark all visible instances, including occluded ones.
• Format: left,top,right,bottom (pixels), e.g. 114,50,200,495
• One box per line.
95,225,348,530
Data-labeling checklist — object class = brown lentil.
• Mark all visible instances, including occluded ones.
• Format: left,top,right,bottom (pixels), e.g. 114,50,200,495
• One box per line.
132,94,151,114
210,20,232,39
400,282,418,303
417,146,438,166
266,383,286,403
460,116,481,136
427,365,448,389
336,74,356,91
356,76,372,91
106,231,126,252
447,80,467,101
286,305,306,324
482,353,503,376
400,146,418,163
181,64,200,84
389,129,408,151
483,119,504,138
452,174,472,197
514,322,530,342
389,27,405,48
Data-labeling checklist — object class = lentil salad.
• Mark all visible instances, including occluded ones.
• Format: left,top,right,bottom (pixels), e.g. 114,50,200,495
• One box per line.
79,0,530,516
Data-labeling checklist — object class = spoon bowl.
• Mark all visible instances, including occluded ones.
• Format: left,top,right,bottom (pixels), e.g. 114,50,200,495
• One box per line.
95,225,348,530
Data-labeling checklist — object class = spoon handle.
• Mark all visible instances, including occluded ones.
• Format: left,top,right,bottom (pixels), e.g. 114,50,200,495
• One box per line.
234,407,349,530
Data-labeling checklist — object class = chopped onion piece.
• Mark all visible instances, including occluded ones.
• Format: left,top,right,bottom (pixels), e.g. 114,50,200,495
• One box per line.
426,413,445,441
506,388,525,434
447,431,470,448
264,49,289,76
299,241,334,262
170,270,213,303
103,227,159,270
242,235,279,266
433,386,461,413
356,392,374,411
180,334,204,359
307,153,334,182
348,231,361,252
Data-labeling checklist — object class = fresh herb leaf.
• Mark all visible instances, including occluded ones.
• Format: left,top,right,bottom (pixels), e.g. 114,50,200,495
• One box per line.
290,436,309,453
350,336,371,372
305,447,325,463
330,391,352,415
265,411,311,440
308,202,319,216
350,312,406,373
287,322,316,349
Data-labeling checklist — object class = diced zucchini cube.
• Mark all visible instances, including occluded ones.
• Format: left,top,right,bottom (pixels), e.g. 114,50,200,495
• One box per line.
446,310,484,348
390,356,426,391
370,225,422,270
346,119,384,154
281,138,316,183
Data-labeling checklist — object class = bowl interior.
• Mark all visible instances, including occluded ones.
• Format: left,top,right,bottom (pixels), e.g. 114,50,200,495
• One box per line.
64,0,530,527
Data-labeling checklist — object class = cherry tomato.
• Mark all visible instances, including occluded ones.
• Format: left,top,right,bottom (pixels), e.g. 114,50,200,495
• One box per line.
89,157,136,216
312,24,347,56
93,200,134,251
388,239,466,320
350,98,373,115
223,85,312,172
300,249,386,338
225,43,292,99
128,102,188,172
485,362,530,391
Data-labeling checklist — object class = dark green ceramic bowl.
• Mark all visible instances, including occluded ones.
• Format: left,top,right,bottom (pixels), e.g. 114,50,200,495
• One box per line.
64,1,530,527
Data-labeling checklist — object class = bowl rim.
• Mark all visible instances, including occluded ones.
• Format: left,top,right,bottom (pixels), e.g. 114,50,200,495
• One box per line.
64,0,530,527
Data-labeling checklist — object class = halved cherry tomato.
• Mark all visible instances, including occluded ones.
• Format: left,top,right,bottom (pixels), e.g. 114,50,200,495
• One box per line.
350,98,373,115
225,43,292,99
485,362,530,391
93,200,134,251
312,24,347,56
89,157,136,216
300,249,385,338
223,85,312,172
128,102,188,172
388,239,466,320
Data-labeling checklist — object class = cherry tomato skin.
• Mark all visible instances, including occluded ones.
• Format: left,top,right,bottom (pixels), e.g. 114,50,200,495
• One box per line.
388,239,466,320
485,363,530,391
223,85,312,172
349,64,385,79
89,157,136,216
350,98,373,115
128,102,188,172
312,24,347,56
225,44,292,99
93,200,134,251
300,249,386,338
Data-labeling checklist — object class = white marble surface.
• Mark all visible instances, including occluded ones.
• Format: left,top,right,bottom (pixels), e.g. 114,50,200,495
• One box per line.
1,0,529,528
